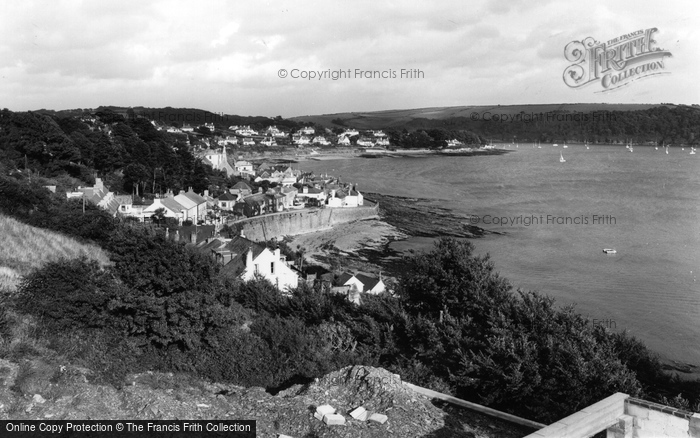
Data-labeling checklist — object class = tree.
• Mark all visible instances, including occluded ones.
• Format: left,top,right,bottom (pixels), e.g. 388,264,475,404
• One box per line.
151,207,166,226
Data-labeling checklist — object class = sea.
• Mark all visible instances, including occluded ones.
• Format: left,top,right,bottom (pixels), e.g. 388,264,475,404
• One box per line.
298,144,700,375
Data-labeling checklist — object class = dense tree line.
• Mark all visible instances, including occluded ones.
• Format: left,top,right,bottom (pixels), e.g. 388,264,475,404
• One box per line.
0,109,220,196
384,105,700,147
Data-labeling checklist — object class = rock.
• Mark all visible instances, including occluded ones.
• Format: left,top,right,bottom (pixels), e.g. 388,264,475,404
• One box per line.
316,404,335,416
323,414,346,425
32,394,46,404
368,413,388,424
349,406,368,421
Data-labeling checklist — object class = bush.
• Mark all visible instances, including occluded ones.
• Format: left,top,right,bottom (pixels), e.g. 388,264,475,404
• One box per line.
16,257,114,329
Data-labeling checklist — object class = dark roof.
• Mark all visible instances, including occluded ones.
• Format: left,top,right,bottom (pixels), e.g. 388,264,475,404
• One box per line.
355,273,382,291
337,272,356,286
243,194,267,206
218,193,238,201
183,190,207,205
232,181,253,191
159,197,185,213
179,225,216,244
219,236,266,277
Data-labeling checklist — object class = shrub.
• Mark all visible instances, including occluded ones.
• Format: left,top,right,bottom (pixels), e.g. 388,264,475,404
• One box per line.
16,257,114,329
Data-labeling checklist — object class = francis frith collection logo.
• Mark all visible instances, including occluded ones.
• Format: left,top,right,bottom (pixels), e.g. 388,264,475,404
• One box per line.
563,27,672,92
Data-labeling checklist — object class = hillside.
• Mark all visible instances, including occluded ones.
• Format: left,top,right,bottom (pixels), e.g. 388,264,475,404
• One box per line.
290,103,677,129
0,363,530,437
0,214,110,292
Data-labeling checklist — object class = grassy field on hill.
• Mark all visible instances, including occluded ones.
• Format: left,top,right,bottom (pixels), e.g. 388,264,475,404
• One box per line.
291,103,675,129
0,214,110,292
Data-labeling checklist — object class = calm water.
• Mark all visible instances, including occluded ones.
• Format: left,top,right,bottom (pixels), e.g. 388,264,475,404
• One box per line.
299,145,700,371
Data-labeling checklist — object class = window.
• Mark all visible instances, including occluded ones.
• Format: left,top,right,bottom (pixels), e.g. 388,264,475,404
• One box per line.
254,264,259,273
270,262,275,274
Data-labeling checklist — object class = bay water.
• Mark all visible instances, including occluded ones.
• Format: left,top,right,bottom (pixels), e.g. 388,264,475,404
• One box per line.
299,145,700,373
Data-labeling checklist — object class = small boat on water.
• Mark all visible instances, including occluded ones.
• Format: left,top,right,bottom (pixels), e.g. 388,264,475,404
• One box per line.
559,151,566,163
603,248,617,254
563,144,568,148
691,148,697,155
553,143,559,147
628,146,633,152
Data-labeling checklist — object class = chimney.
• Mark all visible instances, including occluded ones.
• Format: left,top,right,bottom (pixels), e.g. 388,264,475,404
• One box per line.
246,247,254,268
204,189,209,197
303,186,308,194
240,229,245,239
274,248,281,260
179,190,185,195
173,230,179,242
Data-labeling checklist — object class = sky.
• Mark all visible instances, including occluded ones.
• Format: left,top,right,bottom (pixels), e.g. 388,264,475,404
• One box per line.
0,0,697,118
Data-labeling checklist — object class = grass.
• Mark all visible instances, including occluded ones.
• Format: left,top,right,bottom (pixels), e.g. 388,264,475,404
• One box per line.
0,214,111,292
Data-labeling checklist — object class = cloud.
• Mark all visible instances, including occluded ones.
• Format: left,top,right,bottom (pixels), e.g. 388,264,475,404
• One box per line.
0,0,696,115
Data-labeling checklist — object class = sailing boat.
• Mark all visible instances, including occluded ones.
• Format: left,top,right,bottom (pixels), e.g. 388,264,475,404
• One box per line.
560,151,566,163
691,148,696,155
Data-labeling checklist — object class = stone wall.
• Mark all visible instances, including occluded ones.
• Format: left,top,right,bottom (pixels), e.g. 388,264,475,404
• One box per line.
231,203,380,242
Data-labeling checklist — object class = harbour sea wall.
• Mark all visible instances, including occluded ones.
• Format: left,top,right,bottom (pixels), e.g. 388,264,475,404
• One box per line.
232,203,380,241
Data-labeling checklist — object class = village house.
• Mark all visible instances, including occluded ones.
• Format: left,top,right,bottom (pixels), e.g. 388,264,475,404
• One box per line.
236,126,258,136
204,122,216,131
326,185,363,208
293,135,311,146
218,136,238,145
371,130,387,137
336,272,386,294
173,188,208,223
142,196,186,222
239,193,268,217
300,126,315,135
312,136,330,146
260,137,277,146
295,185,327,206
166,126,182,133
375,138,391,146
280,186,299,208
356,137,374,147
242,138,256,146
181,124,194,132
66,178,121,217
341,129,359,137
200,235,299,291
234,160,255,177
337,135,351,146
230,180,254,197
446,139,463,147
216,192,238,211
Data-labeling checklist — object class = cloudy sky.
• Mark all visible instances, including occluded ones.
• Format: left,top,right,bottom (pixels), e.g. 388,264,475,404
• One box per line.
0,0,697,117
